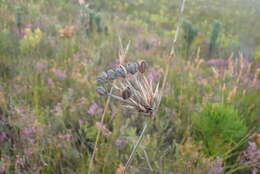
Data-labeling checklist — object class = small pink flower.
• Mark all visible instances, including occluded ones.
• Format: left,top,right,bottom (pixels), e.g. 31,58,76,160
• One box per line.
51,68,67,80
87,103,103,115
35,62,47,73
0,157,9,173
96,122,112,136
58,133,72,142
47,78,54,86
208,58,228,67
78,0,85,4
147,71,161,82
0,132,7,142
115,137,128,149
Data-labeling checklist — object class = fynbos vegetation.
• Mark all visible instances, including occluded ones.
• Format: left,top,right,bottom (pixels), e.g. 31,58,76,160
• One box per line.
0,0,259,174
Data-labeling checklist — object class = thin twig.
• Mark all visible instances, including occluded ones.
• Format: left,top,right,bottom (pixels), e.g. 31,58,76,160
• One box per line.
143,148,153,171
88,91,112,174
124,122,148,173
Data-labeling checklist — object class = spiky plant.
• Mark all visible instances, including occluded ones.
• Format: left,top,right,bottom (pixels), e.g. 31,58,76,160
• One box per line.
96,61,161,116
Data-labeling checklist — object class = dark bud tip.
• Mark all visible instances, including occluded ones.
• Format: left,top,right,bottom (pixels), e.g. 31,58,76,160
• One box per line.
122,87,131,100
138,61,147,73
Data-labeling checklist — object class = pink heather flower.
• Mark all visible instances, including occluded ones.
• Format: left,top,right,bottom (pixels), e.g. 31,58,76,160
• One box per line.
87,103,103,115
21,127,36,144
73,53,81,61
197,76,208,86
0,114,3,121
15,155,25,166
147,71,161,82
78,0,85,4
115,137,128,149
47,78,54,86
0,132,7,142
208,58,228,67
207,157,224,174
241,141,260,174
58,133,72,142
35,62,47,73
51,68,67,80
0,157,9,173
107,60,120,69
96,122,112,136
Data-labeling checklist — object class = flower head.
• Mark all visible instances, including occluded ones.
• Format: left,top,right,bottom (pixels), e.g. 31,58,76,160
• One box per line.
96,61,161,116
87,102,103,115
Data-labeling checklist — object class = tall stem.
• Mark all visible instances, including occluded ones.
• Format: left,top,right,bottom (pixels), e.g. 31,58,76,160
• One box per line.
124,122,148,173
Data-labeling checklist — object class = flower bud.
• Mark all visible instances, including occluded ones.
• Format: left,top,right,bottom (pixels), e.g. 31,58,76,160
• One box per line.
138,61,147,73
96,86,108,96
126,63,138,74
97,71,108,84
122,87,131,99
115,65,127,78
107,69,116,80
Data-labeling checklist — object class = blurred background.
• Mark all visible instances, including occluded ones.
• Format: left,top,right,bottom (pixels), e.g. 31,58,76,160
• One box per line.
0,0,259,174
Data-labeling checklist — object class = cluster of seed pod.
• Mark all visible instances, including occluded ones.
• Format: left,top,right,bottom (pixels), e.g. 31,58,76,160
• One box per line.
96,61,147,96
96,60,160,116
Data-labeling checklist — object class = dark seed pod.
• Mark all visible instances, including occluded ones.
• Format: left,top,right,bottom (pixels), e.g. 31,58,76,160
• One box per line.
126,63,138,74
97,71,108,84
106,69,116,80
115,65,127,78
122,87,131,99
138,61,147,73
96,86,108,96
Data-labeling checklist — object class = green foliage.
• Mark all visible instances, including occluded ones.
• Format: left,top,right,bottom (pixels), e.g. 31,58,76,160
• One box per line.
192,103,247,156
80,5,107,36
208,20,221,58
182,19,198,57
253,45,260,63
0,29,13,56
19,28,43,53
15,6,23,31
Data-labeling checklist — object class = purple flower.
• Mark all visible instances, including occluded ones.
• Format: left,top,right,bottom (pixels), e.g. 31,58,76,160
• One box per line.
35,61,47,73
21,127,36,143
0,132,7,142
197,76,208,86
115,137,128,149
241,141,260,174
51,68,67,80
58,133,72,142
73,53,81,61
207,157,224,174
87,103,103,115
96,122,112,136
107,60,120,69
147,71,161,82
208,58,228,67
0,157,9,173
47,78,54,86
15,155,25,166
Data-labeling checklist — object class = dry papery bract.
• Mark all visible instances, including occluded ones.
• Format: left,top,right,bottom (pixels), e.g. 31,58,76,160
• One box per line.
96,61,161,116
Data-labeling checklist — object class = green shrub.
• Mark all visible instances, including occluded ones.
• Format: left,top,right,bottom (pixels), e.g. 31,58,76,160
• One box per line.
192,103,247,156
182,19,198,58
208,20,221,58
80,5,107,36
